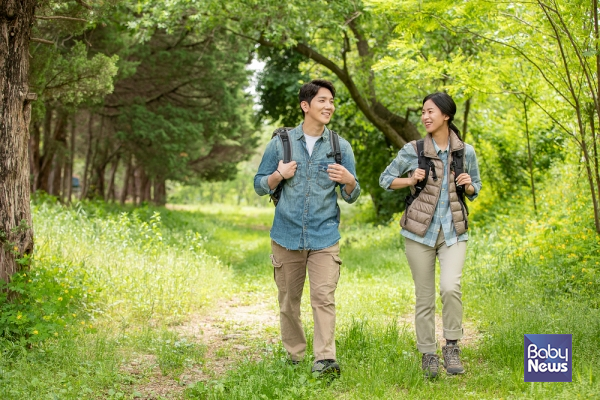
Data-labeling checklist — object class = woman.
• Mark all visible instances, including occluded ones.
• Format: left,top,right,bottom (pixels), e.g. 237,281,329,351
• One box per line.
379,92,482,378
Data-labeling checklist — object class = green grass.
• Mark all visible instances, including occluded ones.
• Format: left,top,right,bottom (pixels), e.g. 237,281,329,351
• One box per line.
2,166,600,398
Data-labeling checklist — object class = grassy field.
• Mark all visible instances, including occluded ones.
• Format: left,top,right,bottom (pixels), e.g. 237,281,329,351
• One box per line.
1,167,599,399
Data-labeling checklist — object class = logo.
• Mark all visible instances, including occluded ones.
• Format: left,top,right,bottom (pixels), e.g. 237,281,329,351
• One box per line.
524,334,572,382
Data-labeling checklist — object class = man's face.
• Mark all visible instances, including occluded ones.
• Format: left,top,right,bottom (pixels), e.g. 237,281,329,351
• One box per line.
302,87,335,124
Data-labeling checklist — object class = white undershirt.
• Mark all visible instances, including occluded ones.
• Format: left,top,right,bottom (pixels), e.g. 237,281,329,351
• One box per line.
304,134,321,156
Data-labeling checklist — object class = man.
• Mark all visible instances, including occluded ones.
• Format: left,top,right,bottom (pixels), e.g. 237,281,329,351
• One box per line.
254,79,361,378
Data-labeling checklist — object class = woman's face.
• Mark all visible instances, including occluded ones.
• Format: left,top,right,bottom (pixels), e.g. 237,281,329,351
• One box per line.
421,99,449,134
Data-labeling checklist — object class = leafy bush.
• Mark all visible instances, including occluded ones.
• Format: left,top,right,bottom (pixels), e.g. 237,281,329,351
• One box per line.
0,261,96,344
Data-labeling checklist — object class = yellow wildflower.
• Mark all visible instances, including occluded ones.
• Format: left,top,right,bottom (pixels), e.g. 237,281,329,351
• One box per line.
16,314,22,320
33,330,38,335
13,246,18,252
54,332,58,336
539,255,545,260
58,297,63,301
64,290,68,294
80,321,85,325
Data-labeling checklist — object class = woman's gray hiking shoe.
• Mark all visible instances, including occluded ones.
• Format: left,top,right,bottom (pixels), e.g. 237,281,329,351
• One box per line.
421,353,439,378
311,359,340,379
442,344,465,375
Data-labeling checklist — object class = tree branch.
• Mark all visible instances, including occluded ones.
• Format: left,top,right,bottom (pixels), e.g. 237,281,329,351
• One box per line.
36,16,88,22
31,38,54,45
75,0,93,10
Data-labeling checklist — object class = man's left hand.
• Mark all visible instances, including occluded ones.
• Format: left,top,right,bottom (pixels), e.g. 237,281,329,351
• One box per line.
327,164,354,185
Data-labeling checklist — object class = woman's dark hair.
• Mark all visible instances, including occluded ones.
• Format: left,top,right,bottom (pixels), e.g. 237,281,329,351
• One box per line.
299,79,336,116
423,92,462,141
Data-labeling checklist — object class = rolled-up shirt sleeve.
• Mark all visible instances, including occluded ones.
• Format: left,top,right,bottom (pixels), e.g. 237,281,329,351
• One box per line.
465,144,482,201
379,143,419,191
254,138,280,196
339,141,361,203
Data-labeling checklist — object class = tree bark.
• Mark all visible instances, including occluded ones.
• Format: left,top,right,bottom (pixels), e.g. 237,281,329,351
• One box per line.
462,97,472,141
153,177,166,206
29,120,41,193
523,99,536,212
39,109,68,194
81,112,94,199
120,153,132,204
106,153,120,202
0,0,37,281
66,116,76,203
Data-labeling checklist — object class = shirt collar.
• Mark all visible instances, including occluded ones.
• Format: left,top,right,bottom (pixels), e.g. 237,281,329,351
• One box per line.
432,138,449,154
293,123,329,141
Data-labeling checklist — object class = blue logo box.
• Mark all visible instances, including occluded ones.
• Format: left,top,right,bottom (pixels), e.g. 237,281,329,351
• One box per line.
524,334,572,382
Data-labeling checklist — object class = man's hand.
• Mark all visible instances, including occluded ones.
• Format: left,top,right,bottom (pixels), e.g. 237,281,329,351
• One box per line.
328,163,356,196
278,160,297,179
411,168,426,185
327,163,354,185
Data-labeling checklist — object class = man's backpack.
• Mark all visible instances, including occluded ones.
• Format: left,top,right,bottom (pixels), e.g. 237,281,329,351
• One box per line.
270,127,342,206
404,139,469,228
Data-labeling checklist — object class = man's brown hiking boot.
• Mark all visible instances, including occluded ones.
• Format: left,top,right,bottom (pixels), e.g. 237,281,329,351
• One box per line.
421,353,439,378
442,343,465,375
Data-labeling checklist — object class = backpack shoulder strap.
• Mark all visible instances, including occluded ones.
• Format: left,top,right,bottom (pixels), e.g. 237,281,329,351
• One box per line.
405,139,431,206
328,130,342,164
414,139,430,193
272,127,293,163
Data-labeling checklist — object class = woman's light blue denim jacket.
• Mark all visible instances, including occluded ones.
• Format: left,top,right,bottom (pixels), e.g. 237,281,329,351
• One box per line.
254,124,361,250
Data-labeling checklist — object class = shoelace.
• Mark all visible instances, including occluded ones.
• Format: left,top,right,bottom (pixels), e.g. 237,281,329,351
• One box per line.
446,347,461,365
424,355,439,368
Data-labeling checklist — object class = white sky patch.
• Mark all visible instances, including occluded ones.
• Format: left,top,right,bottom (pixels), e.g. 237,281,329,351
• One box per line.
245,57,266,111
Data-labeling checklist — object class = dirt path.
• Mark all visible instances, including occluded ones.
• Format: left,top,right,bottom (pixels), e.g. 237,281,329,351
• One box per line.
126,297,279,399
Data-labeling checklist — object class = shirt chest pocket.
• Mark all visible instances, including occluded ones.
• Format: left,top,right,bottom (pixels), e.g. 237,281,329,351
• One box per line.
317,163,335,190
286,162,301,188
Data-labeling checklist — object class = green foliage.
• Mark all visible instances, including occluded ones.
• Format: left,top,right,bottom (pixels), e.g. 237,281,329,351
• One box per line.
31,197,232,323
0,264,95,344
39,41,119,107
256,47,309,127
334,93,410,222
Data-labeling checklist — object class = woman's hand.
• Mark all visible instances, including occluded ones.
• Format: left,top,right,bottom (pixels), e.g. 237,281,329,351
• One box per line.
455,172,474,195
411,168,426,185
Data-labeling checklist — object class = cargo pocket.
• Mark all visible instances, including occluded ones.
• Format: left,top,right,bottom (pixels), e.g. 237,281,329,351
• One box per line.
270,254,286,292
331,255,342,286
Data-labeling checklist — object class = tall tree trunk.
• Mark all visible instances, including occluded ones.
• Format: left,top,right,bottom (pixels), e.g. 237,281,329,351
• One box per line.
0,0,37,281
462,97,472,141
106,154,120,202
523,100,537,212
120,154,132,205
81,112,94,199
140,172,151,204
39,109,68,194
29,121,41,193
66,115,76,203
50,157,63,198
153,177,167,206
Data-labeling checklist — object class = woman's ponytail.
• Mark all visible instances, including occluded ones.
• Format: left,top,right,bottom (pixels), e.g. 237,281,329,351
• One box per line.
448,121,462,142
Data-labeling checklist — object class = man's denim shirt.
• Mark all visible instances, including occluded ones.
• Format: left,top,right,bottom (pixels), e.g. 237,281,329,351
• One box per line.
254,124,361,250
379,140,482,247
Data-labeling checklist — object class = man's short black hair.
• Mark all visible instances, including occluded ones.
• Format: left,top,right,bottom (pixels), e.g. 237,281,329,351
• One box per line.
298,79,336,116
